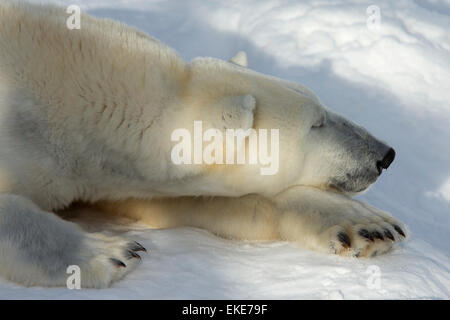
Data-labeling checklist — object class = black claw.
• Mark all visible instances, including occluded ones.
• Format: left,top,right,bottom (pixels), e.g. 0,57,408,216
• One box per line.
131,241,147,253
110,258,126,268
393,225,406,237
337,232,351,248
359,229,374,241
371,231,384,240
383,229,395,241
126,250,141,260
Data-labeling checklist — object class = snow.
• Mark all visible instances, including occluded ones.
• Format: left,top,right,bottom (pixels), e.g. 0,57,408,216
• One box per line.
1,0,449,299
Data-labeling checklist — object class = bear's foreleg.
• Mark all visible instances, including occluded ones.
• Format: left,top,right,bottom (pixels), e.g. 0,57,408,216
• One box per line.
99,187,407,257
0,194,145,287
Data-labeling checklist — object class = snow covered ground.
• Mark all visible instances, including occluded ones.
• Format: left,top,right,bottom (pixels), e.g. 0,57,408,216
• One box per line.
1,0,449,299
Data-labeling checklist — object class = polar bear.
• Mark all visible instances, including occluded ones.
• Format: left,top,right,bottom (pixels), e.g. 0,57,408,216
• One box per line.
0,2,406,288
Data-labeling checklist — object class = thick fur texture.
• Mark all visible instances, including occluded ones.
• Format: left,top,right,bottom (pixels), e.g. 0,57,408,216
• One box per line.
0,2,407,288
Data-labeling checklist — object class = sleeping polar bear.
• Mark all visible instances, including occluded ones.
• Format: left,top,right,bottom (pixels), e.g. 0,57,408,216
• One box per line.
0,2,406,288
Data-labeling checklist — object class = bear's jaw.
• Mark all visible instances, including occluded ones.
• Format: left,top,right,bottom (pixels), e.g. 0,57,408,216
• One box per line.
328,176,377,196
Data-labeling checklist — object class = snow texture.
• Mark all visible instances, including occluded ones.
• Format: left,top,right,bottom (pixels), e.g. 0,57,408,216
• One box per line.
1,0,449,299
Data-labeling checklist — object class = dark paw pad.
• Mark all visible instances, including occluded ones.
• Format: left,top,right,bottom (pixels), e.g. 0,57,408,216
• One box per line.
110,258,126,268
393,225,405,237
358,229,374,241
129,241,147,253
383,229,395,241
371,231,384,240
337,232,351,248
125,250,141,260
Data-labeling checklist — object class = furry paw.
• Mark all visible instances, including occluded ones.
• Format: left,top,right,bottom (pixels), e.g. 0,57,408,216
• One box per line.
277,187,407,258
76,233,147,288
325,215,407,258
312,198,408,258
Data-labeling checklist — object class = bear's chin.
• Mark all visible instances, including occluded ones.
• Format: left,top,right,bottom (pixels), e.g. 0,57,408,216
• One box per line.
328,180,375,196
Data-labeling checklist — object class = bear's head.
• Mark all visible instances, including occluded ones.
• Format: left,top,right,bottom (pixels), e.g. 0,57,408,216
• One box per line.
174,53,395,196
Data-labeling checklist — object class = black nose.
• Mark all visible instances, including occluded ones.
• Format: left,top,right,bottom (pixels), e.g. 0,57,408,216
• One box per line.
377,148,396,174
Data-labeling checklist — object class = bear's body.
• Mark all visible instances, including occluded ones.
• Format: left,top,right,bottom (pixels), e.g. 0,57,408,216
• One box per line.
0,2,406,288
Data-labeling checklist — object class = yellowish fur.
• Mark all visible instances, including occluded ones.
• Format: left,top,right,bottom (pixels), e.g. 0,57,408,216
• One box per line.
0,2,406,288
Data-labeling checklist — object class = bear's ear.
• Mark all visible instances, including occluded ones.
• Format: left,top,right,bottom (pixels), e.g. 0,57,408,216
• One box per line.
215,94,255,131
229,51,248,67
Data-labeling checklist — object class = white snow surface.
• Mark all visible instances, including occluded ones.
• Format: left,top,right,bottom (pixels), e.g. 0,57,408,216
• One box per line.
1,0,449,299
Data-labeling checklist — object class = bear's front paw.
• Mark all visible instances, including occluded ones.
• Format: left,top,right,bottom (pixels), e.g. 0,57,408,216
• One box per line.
323,214,406,258
277,189,407,258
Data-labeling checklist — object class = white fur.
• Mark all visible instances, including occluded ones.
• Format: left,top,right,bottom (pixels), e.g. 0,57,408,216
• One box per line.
229,51,248,67
0,2,406,288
